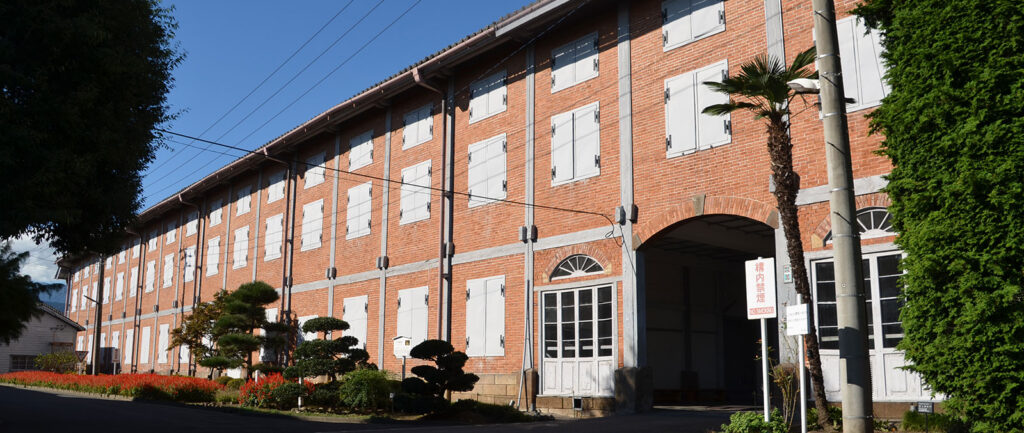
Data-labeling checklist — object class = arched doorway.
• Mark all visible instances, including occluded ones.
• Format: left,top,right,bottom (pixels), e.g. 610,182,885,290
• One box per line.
638,214,776,405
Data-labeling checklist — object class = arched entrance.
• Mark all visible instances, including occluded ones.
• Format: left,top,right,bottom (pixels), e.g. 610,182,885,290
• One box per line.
638,214,776,405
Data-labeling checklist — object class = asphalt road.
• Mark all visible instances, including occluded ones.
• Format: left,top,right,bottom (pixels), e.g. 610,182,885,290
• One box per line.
0,385,733,433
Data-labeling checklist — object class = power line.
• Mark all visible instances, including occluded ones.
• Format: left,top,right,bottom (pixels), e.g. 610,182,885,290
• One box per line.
146,1,357,176
145,0,392,199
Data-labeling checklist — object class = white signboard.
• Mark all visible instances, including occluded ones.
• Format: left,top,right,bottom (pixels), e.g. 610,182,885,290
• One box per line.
786,304,811,336
745,258,777,319
393,336,412,358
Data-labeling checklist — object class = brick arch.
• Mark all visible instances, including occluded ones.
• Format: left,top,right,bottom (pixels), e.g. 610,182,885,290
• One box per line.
635,195,779,246
540,243,615,283
810,193,892,247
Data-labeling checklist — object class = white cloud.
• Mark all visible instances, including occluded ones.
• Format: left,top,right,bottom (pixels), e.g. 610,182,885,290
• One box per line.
7,233,62,284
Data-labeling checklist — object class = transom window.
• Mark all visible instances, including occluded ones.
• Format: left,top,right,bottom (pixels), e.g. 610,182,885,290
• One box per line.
824,207,895,245
813,251,905,350
550,254,603,280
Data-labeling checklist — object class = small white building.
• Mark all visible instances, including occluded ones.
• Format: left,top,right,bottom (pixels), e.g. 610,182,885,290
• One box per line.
0,303,84,373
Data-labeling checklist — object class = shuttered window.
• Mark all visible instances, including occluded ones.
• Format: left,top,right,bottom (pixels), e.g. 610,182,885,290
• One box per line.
402,104,434,149
467,134,507,207
145,260,155,292
233,226,249,269
301,199,324,251
465,275,506,357
236,185,252,215
115,272,124,300
304,152,327,188
469,70,508,123
209,199,224,226
123,330,134,364
165,221,176,245
119,250,126,264
344,295,369,349
129,267,138,297
349,130,374,171
157,324,169,363
297,315,318,344
102,277,110,303
346,182,373,239
835,16,889,112
132,239,140,258
183,246,196,282
399,160,432,225
139,327,150,363
267,170,286,203
662,0,725,51
396,286,429,353
206,237,220,276
162,254,173,288
665,59,731,157
551,32,599,93
185,211,199,236
264,214,284,260
71,289,77,312
551,102,601,185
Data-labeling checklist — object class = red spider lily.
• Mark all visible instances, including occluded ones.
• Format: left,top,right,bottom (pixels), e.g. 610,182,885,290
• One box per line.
0,371,223,402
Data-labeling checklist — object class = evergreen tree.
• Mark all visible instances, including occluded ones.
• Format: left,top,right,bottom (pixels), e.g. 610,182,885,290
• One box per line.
170,291,227,375
283,317,370,382
855,2,1024,431
401,339,479,401
203,281,279,379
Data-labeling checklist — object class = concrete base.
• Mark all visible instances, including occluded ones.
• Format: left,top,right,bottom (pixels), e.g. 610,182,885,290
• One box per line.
536,396,615,418
615,366,654,414
452,372,521,406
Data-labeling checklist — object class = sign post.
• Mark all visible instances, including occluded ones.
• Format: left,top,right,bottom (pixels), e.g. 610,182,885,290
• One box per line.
745,257,777,422
787,299,812,433
393,336,412,380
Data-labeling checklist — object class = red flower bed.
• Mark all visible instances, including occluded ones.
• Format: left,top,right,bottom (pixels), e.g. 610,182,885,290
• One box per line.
238,373,314,409
0,371,223,402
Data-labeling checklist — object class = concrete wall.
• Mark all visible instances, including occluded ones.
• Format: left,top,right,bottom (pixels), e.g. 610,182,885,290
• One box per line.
0,311,79,373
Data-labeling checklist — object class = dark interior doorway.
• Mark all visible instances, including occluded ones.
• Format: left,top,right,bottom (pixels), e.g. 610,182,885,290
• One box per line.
639,214,777,405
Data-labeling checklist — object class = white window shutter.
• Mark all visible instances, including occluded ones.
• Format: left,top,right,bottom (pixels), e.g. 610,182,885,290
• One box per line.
346,185,358,238
411,286,429,345
207,238,219,276
234,227,249,268
857,21,888,105
349,131,373,171
162,254,173,288
396,290,411,345
665,73,698,155
573,103,601,179
145,261,155,292
157,324,169,363
695,61,731,148
130,267,138,296
123,330,133,364
416,161,431,221
297,315,318,343
399,165,416,224
466,279,486,356
420,106,433,143
836,18,860,109
468,80,486,122
265,215,282,259
184,247,196,282
663,0,692,49
139,327,150,363
551,42,573,92
574,34,599,83
691,0,725,39
71,289,77,312
467,140,488,206
115,272,124,300
402,110,417,149
486,135,507,201
551,111,574,183
344,295,369,349
485,277,506,356
488,71,507,115
301,200,323,250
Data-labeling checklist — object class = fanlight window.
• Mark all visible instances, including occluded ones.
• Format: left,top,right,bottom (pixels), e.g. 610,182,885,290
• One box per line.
824,207,895,245
551,254,604,280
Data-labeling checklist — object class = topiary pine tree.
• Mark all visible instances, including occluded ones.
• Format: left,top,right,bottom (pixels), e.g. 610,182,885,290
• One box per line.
401,339,479,402
854,2,1024,431
283,317,370,382
204,281,279,379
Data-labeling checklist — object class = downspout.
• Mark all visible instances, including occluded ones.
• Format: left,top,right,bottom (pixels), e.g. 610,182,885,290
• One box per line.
262,149,293,326
178,194,202,375
413,66,452,341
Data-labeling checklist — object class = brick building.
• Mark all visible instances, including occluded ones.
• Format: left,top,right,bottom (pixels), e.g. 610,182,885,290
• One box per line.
59,0,930,416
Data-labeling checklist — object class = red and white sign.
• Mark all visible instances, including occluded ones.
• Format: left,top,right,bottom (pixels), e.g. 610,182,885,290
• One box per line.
745,258,777,319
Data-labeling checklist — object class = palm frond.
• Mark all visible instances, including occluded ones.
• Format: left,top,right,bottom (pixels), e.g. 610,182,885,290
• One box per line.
701,101,756,116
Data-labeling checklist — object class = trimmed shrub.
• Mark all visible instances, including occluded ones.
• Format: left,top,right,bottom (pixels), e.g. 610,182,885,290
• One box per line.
226,378,245,390
902,410,971,433
215,389,238,404
214,375,232,386
401,340,478,401
720,410,788,433
33,351,79,373
338,368,393,412
269,382,304,410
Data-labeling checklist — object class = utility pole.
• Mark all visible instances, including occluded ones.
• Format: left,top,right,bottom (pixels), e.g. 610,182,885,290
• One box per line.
811,1,873,431
91,255,106,375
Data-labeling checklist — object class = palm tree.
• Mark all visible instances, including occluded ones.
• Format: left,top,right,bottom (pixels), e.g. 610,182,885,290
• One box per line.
702,46,835,431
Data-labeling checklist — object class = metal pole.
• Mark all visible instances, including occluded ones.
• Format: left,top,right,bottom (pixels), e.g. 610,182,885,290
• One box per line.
811,1,873,432
761,318,769,421
91,256,106,375
799,296,808,433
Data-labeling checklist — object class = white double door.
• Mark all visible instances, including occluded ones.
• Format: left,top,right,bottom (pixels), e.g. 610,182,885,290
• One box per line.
541,285,615,396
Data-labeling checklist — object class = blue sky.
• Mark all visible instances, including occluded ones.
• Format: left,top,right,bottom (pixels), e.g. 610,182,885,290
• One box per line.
12,0,532,290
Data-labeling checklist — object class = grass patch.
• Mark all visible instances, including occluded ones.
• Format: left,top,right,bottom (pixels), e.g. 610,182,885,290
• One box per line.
421,400,545,424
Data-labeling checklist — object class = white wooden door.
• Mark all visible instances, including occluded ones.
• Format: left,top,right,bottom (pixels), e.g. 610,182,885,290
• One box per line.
540,285,615,396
